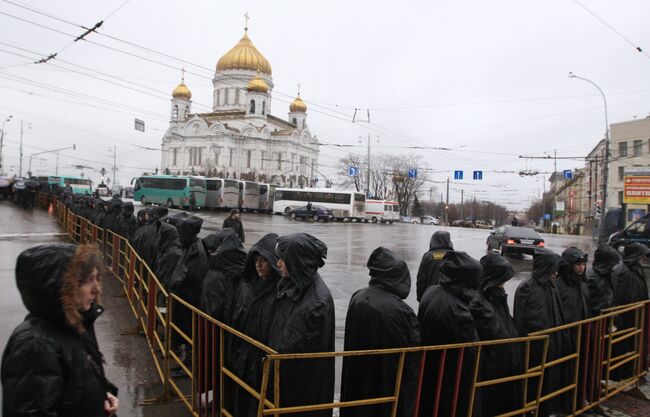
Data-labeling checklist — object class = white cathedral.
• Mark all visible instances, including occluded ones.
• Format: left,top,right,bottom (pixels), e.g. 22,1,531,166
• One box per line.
161,24,320,187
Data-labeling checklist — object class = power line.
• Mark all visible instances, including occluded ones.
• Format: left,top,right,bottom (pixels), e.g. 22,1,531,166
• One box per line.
570,0,650,60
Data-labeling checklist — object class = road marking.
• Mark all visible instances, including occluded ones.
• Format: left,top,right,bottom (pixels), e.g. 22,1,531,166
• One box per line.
0,232,67,240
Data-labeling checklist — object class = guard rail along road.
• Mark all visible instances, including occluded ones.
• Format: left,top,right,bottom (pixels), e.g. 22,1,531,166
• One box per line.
36,192,650,417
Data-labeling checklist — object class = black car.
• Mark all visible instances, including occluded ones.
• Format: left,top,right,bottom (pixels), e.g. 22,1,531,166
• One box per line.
486,225,545,256
608,213,650,254
289,205,334,222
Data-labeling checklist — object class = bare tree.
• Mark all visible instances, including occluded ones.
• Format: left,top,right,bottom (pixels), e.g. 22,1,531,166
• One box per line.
336,153,364,191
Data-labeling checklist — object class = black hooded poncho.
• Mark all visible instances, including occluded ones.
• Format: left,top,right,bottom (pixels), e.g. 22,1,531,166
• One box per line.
200,228,247,323
416,231,454,301
129,210,159,270
267,233,335,417
227,233,281,417
418,251,481,417
169,215,208,305
154,221,182,288
513,250,572,417
340,247,421,417
586,243,622,315
469,252,523,416
115,202,137,239
557,247,591,323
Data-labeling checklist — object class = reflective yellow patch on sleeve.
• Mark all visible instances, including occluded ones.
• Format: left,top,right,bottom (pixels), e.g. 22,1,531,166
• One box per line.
432,252,445,261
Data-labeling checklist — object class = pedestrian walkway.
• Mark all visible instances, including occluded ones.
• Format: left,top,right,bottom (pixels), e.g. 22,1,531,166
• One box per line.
0,201,186,417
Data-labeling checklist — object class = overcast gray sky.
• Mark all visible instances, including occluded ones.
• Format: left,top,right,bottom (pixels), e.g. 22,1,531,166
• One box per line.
1,0,649,209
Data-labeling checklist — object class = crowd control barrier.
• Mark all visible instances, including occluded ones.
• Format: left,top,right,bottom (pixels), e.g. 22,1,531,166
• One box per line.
42,193,649,417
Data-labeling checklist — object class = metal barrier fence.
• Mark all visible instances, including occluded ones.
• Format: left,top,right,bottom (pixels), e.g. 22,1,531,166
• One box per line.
42,194,649,417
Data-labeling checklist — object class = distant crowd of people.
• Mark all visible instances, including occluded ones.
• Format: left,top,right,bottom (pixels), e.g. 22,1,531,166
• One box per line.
2,189,649,417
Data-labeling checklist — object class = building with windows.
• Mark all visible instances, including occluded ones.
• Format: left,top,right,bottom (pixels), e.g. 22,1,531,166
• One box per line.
161,24,319,187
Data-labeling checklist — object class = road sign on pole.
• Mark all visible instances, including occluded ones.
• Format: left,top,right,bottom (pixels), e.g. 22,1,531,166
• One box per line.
408,168,417,178
348,166,359,177
473,170,483,180
563,170,572,180
454,170,463,180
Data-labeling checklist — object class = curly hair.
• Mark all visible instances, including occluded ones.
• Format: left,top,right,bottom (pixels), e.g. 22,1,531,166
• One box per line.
60,244,107,332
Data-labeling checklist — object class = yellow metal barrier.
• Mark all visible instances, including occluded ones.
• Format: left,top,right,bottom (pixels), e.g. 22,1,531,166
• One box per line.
43,197,649,417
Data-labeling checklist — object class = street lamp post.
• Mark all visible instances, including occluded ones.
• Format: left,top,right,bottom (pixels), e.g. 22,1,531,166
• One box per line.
568,72,610,242
0,115,13,175
27,144,76,177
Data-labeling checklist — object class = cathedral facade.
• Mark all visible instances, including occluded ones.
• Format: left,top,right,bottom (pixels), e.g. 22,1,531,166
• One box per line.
161,26,319,186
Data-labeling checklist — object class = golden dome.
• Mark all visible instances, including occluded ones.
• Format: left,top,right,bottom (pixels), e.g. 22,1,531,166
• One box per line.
247,74,269,93
290,94,307,113
216,31,272,75
172,81,192,100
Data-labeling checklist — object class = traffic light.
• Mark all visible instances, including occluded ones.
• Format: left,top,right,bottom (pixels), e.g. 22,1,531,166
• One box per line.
445,205,449,211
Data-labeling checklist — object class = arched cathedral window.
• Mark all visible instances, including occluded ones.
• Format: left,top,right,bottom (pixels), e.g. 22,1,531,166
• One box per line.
250,99,256,114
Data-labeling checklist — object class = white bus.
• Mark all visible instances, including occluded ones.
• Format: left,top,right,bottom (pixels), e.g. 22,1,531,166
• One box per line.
273,188,366,220
258,183,277,212
239,180,260,211
365,199,400,223
205,178,240,209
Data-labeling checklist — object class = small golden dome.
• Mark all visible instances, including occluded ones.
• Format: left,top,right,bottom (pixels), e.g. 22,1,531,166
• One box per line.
290,94,307,113
172,81,192,100
247,74,269,93
216,31,272,75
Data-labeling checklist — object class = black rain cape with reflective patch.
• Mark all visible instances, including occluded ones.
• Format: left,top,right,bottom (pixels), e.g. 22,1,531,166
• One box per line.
417,251,481,417
416,231,454,301
340,247,421,417
557,247,591,323
267,233,335,417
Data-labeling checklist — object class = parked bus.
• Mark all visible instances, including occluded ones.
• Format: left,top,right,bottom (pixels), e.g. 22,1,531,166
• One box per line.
204,178,239,209
133,175,206,209
258,183,277,212
273,187,366,220
239,181,260,211
365,199,400,223
48,175,92,194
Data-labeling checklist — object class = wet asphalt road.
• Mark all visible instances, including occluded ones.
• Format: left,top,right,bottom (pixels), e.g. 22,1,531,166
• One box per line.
0,201,595,416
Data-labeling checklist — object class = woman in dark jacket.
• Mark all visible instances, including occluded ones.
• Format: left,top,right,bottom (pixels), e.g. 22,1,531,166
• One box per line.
2,244,119,417
418,251,481,417
341,247,421,417
268,233,335,417
469,252,522,416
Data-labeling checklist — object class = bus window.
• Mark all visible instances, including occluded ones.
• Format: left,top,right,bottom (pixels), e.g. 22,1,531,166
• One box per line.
354,194,366,202
134,179,141,191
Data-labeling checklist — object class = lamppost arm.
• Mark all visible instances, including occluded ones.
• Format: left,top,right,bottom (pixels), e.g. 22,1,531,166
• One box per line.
28,144,76,176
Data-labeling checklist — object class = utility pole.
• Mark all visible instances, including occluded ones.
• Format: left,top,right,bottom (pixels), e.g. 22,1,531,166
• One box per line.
109,145,118,192
19,120,23,177
460,189,464,220
0,115,12,175
366,134,371,197
445,177,450,225
429,186,433,215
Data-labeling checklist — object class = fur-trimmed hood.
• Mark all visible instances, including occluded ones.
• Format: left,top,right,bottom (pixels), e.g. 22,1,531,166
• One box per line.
15,244,103,333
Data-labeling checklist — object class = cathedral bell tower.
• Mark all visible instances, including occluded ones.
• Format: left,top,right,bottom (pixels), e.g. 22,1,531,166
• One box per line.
245,71,269,120
288,91,307,129
171,70,192,121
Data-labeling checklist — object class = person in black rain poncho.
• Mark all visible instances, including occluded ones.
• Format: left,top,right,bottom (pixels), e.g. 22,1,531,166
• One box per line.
227,233,281,417
340,247,421,417
2,244,119,417
168,215,208,362
222,209,245,243
418,251,481,417
469,252,522,416
416,231,454,301
154,216,182,288
557,247,591,323
587,243,623,315
267,233,335,417
613,242,650,380
200,228,247,324
514,250,572,417
129,207,159,269
115,201,137,239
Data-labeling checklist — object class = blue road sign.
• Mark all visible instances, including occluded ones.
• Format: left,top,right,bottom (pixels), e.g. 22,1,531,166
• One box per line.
563,170,572,180
544,213,551,220
348,166,359,176
454,170,463,180
473,170,483,180
408,168,417,178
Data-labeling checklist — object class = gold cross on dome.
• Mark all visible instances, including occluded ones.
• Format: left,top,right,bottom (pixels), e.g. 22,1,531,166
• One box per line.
244,12,249,31
181,67,186,82
297,82,301,96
